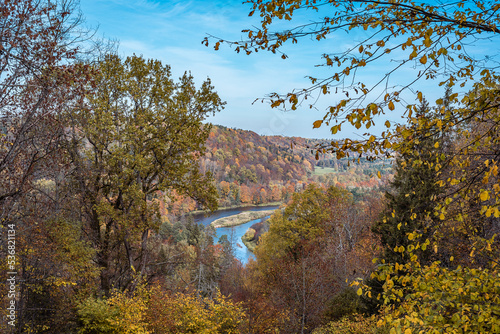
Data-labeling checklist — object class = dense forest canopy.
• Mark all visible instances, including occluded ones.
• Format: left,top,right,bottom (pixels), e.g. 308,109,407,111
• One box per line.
1,1,499,333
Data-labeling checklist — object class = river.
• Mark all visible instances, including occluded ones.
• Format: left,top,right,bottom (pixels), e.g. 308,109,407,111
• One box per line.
191,205,280,264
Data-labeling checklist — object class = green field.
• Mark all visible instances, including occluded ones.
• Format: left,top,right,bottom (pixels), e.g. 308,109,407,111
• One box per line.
312,167,337,176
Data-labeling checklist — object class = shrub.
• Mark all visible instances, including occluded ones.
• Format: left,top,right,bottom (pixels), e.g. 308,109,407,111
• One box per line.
323,287,362,321
313,314,388,334
76,289,149,334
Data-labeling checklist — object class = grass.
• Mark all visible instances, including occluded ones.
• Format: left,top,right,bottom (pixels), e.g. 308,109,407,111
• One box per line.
313,167,338,176
211,209,276,228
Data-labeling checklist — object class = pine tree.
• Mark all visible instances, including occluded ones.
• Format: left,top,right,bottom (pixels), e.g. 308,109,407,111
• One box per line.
373,98,443,264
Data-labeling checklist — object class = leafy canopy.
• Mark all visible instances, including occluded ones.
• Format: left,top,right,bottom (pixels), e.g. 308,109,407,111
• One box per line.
206,0,500,268
66,54,224,293
204,0,500,158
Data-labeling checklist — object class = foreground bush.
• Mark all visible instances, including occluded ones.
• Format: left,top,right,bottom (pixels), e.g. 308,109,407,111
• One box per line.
375,261,500,334
145,288,246,334
77,289,149,334
76,286,246,334
313,314,387,334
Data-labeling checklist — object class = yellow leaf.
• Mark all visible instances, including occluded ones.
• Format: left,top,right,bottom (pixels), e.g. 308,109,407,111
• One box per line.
388,101,395,110
377,171,381,178
417,91,423,101
313,120,323,128
385,120,391,128
480,191,489,201
420,55,427,64
357,288,362,296
424,37,432,47
405,329,412,334
486,242,493,252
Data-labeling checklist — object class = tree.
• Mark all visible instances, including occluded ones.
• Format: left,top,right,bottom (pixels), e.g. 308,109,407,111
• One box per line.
209,5,500,331
145,288,246,334
206,0,500,236
65,54,224,294
356,81,500,332
371,245,500,333
77,288,150,334
0,1,96,332
372,98,444,265
252,184,375,333
0,0,90,212
204,0,500,158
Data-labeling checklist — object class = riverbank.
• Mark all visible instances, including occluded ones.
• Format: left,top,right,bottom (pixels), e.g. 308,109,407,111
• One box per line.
190,202,282,216
241,229,258,252
211,209,276,228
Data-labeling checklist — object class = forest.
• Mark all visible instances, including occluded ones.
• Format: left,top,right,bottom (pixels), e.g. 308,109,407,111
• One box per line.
162,124,391,219
1,1,500,333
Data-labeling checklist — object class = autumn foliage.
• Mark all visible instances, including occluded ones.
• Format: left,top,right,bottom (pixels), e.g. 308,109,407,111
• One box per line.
4,0,500,333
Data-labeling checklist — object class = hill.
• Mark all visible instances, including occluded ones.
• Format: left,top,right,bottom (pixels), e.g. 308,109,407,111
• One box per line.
161,125,392,218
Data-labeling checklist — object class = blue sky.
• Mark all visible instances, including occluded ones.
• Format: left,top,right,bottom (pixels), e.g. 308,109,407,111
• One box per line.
80,0,477,139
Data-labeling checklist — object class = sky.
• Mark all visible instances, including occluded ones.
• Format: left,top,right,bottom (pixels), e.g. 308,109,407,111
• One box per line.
79,0,487,139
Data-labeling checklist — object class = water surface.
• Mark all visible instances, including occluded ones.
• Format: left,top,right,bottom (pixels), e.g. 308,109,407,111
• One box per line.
192,205,280,264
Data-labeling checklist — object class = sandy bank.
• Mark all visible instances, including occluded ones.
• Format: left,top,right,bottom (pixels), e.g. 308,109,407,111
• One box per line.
211,209,276,228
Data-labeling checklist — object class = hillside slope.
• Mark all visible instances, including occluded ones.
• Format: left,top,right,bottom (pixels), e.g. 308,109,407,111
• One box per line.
162,125,392,216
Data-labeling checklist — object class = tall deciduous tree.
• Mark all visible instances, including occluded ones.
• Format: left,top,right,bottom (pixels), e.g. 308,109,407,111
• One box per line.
0,1,95,332
0,0,89,213
65,54,224,294
252,184,375,333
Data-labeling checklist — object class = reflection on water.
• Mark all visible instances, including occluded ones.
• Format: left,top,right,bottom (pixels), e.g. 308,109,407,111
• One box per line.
191,205,279,264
